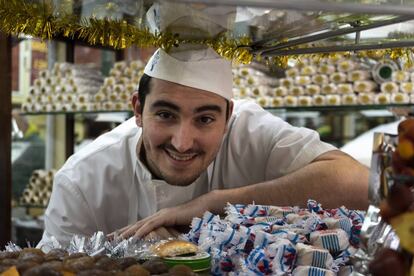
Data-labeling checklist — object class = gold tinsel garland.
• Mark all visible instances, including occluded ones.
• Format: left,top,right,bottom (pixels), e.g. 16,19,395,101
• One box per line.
0,0,413,67
0,0,253,64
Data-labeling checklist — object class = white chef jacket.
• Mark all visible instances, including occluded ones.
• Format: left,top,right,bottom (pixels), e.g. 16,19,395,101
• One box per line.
38,99,336,246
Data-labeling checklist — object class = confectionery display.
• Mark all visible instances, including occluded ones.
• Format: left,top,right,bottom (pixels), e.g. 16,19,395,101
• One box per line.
183,200,364,275
232,57,414,108
19,170,55,207
21,60,145,113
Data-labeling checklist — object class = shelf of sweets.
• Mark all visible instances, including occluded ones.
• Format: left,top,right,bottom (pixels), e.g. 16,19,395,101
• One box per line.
21,60,144,115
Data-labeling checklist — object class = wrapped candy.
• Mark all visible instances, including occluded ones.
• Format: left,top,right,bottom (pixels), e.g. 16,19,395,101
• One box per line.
329,72,347,84
391,92,409,104
274,86,288,97
295,76,311,86
318,64,336,75
341,94,357,105
305,84,320,96
290,86,304,96
313,95,326,106
309,229,349,254
400,82,414,94
337,83,353,94
292,265,335,276
298,96,312,106
347,70,370,82
381,81,399,94
295,243,333,269
375,93,390,104
311,74,328,85
284,96,298,107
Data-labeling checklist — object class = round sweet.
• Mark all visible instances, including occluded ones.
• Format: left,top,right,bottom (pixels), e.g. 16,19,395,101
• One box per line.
44,249,68,261
169,264,196,276
94,255,120,271
16,261,39,274
116,257,139,270
142,258,169,274
18,252,44,264
22,265,61,276
0,252,19,260
77,268,114,276
63,256,95,272
124,264,150,276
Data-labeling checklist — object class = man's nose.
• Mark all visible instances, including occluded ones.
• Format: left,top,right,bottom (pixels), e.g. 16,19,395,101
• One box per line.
171,122,195,153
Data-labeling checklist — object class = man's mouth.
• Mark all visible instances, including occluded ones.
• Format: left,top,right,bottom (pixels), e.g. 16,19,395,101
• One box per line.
164,148,198,161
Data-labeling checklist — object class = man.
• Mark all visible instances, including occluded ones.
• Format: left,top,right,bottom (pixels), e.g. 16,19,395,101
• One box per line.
38,47,368,246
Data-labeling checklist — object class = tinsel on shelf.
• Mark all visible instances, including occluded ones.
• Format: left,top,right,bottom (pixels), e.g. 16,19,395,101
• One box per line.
19,169,56,207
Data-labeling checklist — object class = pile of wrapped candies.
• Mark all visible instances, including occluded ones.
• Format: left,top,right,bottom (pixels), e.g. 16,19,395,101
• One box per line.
183,199,364,275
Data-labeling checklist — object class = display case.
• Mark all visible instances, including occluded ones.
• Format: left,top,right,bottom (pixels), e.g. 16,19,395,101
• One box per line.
2,0,414,273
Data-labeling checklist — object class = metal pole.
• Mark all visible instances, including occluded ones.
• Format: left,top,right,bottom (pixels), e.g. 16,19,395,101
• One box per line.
262,40,414,57
167,0,414,16
255,16,412,53
45,41,57,170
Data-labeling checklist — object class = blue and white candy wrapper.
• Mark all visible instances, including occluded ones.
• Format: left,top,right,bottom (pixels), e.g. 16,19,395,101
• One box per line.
268,238,296,275
295,243,333,269
310,229,350,254
292,265,335,276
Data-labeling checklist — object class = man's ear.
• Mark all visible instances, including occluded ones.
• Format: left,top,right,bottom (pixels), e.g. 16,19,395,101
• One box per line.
131,91,143,127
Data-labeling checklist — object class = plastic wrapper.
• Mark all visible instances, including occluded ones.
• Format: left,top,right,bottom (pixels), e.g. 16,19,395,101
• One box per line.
348,70,370,82
392,70,410,83
292,265,335,276
305,84,320,96
337,83,353,94
284,95,298,106
354,80,377,93
298,96,312,106
286,68,299,78
318,64,336,75
400,82,414,94
381,81,399,94
326,94,341,106
270,97,284,107
301,65,317,76
391,92,410,104
330,72,347,84
311,74,328,85
375,93,390,104
279,78,294,88
289,86,304,96
342,94,358,105
295,76,311,86
295,243,333,269
337,60,356,72
357,93,374,105
313,95,326,106
321,84,337,95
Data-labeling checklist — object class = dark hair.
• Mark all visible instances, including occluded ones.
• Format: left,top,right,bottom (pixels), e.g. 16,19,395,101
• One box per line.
137,73,230,119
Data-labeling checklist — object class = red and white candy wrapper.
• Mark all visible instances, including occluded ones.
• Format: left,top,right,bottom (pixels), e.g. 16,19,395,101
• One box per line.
244,204,297,218
295,243,333,269
268,238,296,275
309,229,350,254
292,265,335,276
256,229,306,248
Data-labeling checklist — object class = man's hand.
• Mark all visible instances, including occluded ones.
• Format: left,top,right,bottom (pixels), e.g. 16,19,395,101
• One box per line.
109,192,214,240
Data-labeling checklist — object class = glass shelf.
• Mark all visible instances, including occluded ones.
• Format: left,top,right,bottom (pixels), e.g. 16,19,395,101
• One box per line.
264,103,413,112
21,110,133,116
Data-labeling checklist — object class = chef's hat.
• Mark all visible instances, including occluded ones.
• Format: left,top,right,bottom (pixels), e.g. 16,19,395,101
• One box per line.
143,47,233,100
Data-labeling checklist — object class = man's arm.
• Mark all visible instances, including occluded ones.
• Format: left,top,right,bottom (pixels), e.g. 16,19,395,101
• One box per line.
114,150,369,239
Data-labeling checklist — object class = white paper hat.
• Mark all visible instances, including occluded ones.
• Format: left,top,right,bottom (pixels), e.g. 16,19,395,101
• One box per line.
144,47,233,100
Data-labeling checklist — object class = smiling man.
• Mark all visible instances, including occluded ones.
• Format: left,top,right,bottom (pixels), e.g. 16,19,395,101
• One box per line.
38,47,369,246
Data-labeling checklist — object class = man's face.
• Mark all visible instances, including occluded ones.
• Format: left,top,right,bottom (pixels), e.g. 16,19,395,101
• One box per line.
133,78,232,186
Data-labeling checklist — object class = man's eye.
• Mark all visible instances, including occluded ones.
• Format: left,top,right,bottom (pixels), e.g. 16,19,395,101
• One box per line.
198,116,215,124
156,112,174,120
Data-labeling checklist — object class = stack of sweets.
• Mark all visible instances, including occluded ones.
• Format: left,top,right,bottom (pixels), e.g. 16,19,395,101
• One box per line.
232,65,278,107
19,169,55,207
233,56,414,108
96,60,145,111
369,118,414,276
21,63,104,113
184,199,365,275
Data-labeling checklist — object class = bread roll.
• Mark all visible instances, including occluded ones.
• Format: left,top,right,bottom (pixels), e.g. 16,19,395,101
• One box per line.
152,240,198,257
